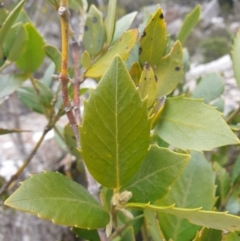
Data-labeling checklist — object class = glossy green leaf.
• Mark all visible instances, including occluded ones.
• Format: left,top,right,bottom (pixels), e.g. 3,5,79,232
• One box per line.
112,11,138,43
81,50,92,70
139,62,157,107
194,228,222,241
83,5,105,56
104,0,116,46
139,7,166,66
0,128,30,135
3,23,28,62
177,5,201,44
156,151,215,241
16,23,45,72
232,30,240,89
155,96,240,151
0,0,26,59
144,209,164,241
129,62,142,86
121,145,189,203
226,187,240,215
0,74,28,103
192,73,224,103
73,227,100,241
44,45,62,72
80,56,150,188
4,172,109,229
85,29,138,78
64,124,81,159
154,41,183,98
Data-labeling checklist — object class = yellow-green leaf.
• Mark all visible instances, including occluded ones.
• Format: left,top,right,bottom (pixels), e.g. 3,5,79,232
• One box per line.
129,62,142,86
85,29,138,78
139,62,157,107
154,41,183,98
126,202,240,232
139,8,166,67
81,50,92,70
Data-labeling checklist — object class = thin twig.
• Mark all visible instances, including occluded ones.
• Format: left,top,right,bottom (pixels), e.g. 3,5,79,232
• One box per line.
72,41,81,124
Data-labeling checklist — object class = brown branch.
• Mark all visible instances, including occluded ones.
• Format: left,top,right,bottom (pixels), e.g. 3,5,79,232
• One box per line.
58,2,80,147
72,41,81,124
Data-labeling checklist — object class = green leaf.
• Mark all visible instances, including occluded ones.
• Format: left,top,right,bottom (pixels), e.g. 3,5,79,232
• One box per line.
193,228,222,241
232,155,240,185
3,23,28,62
0,74,28,103
213,162,231,208
0,8,8,26
4,172,109,229
144,209,164,241
0,128,30,135
232,30,240,89
154,96,240,151
112,11,137,43
139,63,157,108
64,124,81,159
156,151,216,241
104,0,116,46
80,56,150,188
17,80,53,114
177,5,201,44
223,232,240,241
120,226,135,241
18,87,44,114
154,41,183,98
81,50,92,70
44,45,62,72
192,73,224,103
139,7,167,66
42,62,55,87
85,29,138,78
83,5,105,56
16,23,45,72
121,145,189,203
0,0,26,59
129,62,142,86
72,227,100,241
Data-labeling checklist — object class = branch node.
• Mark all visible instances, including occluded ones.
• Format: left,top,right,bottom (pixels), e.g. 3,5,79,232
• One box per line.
58,6,67,16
